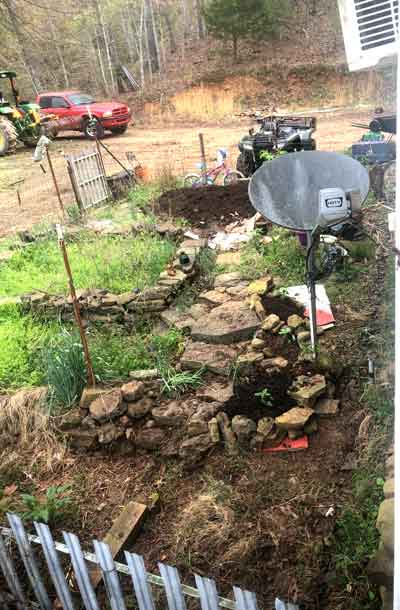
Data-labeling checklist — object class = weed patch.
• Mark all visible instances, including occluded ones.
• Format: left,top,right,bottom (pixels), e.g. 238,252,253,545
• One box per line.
240,229,305,284
21,485,74,525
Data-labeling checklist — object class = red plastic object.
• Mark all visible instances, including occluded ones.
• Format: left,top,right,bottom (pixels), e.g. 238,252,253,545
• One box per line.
262,435,309,453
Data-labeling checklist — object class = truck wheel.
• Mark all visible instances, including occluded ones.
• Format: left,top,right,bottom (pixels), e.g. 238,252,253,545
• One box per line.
83,118,105,140
303,138,317,151
236,152,255,177
0,118,18,156
110,125,128,135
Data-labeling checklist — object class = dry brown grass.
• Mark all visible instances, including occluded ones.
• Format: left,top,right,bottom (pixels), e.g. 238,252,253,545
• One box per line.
173,478,235,561
153,160,180,192
0,387,65,474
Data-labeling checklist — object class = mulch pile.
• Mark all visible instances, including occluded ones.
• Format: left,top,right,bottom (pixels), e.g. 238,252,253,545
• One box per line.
157,182,254,228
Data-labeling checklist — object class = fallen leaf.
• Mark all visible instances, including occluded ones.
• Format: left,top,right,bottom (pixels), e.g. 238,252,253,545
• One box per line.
4,484,17,496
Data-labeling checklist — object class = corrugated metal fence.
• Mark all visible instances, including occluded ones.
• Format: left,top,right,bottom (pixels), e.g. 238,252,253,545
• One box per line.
0,513,266,610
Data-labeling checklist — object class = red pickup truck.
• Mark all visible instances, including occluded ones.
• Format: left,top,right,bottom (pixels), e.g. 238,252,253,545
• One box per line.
37,90,132,139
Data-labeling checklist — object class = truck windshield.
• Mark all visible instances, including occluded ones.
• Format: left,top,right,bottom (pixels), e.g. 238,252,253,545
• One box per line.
68,93,95,105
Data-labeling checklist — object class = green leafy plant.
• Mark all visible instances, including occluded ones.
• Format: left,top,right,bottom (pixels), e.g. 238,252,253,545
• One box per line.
66,204,82,224
240,227,305,284
278,326,296,342
259,149,287,162
43,329,86,411
159,363,204,397
255,387,273,406
21,485,73,524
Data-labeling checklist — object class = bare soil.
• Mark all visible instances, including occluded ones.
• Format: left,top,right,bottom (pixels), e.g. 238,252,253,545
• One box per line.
3,225,388,609
0,109,371,237
158,181,253,228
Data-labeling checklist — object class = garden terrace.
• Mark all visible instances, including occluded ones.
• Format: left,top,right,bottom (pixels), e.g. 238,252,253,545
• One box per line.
0,177,394,610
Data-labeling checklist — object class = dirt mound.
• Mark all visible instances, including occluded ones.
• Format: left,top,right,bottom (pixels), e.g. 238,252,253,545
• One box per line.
261,295,304,320
157,182,254,228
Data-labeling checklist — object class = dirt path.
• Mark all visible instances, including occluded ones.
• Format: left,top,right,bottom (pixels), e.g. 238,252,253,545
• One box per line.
0,110,371,237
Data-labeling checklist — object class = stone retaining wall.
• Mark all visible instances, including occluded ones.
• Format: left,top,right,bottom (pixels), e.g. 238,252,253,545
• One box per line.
367,446,394,610
20,238,207,325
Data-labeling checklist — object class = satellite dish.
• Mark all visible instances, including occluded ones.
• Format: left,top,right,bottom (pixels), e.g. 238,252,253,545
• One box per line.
248,151,369,231
248,150,370,359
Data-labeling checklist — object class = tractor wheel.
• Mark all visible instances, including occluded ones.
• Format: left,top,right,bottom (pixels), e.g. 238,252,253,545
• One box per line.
236,152,255,177
0,118,18,156
303,138,317,151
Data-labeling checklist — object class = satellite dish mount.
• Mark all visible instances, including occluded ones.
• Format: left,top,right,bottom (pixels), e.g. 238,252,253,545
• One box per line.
248,151,370,357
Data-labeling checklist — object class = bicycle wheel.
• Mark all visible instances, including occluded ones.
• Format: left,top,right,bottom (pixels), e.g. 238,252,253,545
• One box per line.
183,173,201,188
223,170,245,186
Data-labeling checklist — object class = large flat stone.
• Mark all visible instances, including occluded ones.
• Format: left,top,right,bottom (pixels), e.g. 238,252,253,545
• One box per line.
275,407,314,431
198,290,230,307
181,342,237,376
214,272,242,288
191,301,260,344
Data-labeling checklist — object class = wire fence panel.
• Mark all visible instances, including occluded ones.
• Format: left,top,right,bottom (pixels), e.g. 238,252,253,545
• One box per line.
66,149,110,210
0,514,264,610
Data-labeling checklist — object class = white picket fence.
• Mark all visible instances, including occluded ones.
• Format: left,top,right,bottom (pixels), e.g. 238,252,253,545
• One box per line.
0,513,281,610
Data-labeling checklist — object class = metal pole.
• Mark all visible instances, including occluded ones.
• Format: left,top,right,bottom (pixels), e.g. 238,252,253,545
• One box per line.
56,226,96,387
47,149,65,218
393,41,400,610
199,133,207,185
306,231,318,358
97,138,130,173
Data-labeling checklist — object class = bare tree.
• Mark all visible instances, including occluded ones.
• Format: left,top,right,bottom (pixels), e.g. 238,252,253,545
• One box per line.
3,0,42,93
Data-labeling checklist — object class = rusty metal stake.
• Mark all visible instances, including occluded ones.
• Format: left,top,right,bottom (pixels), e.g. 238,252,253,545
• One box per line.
56,225,95,387
47,149,65,218
199,133,207,186
17,190,22,210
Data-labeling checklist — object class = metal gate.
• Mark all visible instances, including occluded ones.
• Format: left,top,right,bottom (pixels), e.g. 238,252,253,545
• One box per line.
66,149,110,210
0,513,261,610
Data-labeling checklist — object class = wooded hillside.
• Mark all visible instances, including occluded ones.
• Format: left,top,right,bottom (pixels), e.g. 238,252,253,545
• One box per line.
1,0,345,98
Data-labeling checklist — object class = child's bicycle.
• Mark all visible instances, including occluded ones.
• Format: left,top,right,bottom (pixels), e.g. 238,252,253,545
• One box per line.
183,149,245,188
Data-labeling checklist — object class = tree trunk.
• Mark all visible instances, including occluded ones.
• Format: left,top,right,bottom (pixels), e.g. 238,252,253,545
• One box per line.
143,1,153,81
121,5,136,64
149,0,162,74
4,0,42,93
94,29,109,94
233,35,238,61
138,0,145,86
161,6,176,53
48,15,69,88
195,0,206,40
156,0,167,72
93,0,116,94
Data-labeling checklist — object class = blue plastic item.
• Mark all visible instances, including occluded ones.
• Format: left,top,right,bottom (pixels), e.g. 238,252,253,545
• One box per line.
351,141,395,164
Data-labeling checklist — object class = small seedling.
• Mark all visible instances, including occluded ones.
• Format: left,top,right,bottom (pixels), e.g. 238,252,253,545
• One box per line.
21,485,73,524
255,387,273,407
279,326,296,342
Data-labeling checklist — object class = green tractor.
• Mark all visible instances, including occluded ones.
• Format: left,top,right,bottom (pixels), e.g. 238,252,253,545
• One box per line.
0,70,43,156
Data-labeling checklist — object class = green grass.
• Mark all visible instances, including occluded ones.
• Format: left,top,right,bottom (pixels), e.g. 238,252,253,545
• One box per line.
328,252,394,609
0,304,184,397
0,304,55,390
239,228,305,284
0,233,175,296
